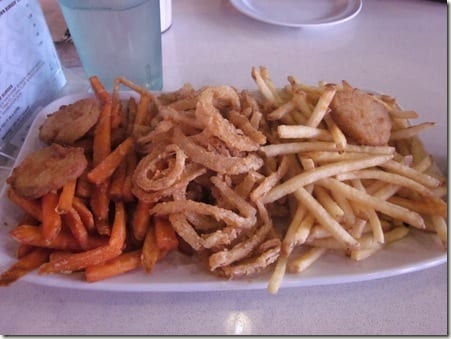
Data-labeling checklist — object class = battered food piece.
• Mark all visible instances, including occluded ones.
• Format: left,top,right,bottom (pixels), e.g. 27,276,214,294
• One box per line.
330,87,392,146
39,98,100,145
7,144,88,199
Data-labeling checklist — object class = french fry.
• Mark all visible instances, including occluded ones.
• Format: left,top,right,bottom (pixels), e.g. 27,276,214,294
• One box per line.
380,159,442,188
329,188,356,227
56,179,77,214
349,226,409,261
349,178,384,243
251,66,279,106
335,169,436,198
41,191,62,242
305,237,346,250
281,204,307,255
267,255,287,295
294,213,316,245
0,248,50,286
313,186,344,221
319,178,426,229
387,195,447,218
277,124,332,140
389,122,435,141
323,114,347,151
85,250,141,282
263,154,393,203
288,247,327,273
267,100,296,121
293,187,359,248
429,215,447,248
261,141,337,157
306,83,337,127
308,225,332,240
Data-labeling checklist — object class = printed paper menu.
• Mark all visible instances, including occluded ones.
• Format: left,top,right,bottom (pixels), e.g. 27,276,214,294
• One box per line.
0,0,66,165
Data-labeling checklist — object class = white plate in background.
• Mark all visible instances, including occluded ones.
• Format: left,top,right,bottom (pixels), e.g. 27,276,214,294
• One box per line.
230,0,363,28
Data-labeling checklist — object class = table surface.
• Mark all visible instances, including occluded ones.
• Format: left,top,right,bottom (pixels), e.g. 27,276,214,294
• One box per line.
1,0,448,335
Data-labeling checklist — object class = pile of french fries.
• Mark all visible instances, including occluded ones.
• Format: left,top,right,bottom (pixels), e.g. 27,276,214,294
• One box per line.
0,66,447,294
250,67,447,293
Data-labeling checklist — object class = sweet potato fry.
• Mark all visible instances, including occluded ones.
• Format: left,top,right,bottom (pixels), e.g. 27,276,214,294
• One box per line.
109,160,127,201
126,96,138,135
90,182,111,234
132,200,152,242
109,201,126,250
141,226,159,274
89,76,111,104
39,245,121,274
93,102,112,165
75,171,92,199
17,213,40,227
95,218,111,237
16,243,36,259
41,191,62,243
91,79,112,168
122,152,138,201
56,179,77,214
10,225,107,251
154,216,179,252
85,250,141,282
87,136,135,185
62,207,89,250
49,250,76,262
0,248,50,286
111,94,123,130
121,151,137,202
7,188,42,222
72,197,95,233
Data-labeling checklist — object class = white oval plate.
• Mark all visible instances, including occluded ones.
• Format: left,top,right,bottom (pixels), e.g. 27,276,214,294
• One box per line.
0,92,446,292
230,0,363,28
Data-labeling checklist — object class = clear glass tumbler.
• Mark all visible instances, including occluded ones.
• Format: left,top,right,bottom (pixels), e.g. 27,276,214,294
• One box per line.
58,0,163,90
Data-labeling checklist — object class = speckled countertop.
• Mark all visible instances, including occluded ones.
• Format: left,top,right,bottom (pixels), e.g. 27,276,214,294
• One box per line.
0,0,447,335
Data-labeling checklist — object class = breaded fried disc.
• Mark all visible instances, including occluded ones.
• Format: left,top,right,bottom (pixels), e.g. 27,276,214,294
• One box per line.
7,144,87,199
39,98,100,145
330,88,392,146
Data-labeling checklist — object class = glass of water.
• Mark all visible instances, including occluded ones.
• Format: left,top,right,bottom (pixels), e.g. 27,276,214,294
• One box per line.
58,0,163,90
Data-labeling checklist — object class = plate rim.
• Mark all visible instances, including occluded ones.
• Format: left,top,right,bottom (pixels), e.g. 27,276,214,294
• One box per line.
0,91,447,293
229,0,363,28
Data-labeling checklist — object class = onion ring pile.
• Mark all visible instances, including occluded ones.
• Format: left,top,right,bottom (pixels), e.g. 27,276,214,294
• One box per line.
133,84,280,277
